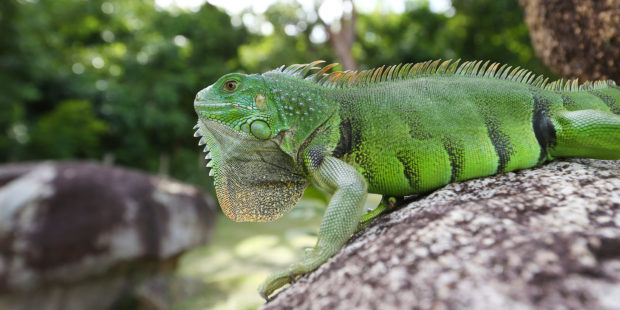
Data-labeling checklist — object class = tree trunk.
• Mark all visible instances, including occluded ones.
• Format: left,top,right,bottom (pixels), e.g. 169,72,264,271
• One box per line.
520,0,620,82
324,0,358,71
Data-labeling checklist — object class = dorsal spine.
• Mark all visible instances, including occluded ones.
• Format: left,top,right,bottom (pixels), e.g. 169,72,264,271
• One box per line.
268,59,617,92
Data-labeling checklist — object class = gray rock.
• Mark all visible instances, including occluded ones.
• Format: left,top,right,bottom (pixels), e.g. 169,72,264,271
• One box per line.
0,161,216,310
262,159,620,310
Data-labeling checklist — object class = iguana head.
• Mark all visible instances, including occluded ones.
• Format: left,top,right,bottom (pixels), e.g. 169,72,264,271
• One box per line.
194,73,289,141
194,73,308,222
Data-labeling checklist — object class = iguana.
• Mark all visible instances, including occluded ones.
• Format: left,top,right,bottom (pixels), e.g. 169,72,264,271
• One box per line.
192,59,620,299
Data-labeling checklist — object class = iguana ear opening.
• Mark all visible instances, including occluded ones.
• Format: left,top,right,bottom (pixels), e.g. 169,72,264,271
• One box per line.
214,148,309,222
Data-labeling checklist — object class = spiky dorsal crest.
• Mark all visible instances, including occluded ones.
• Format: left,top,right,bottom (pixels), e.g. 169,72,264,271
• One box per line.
270,59,617,92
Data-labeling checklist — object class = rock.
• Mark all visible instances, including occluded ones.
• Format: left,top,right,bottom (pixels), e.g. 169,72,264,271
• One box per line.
0,161,216,310
262,159,620,310
134,274,208,310
520,0,620,82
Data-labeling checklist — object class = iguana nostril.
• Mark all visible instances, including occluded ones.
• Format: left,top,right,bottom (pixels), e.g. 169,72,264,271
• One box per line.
194,85,213,102
194,91,204,102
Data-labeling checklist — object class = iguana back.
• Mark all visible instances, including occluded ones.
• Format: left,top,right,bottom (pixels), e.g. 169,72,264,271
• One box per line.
327,73,620,196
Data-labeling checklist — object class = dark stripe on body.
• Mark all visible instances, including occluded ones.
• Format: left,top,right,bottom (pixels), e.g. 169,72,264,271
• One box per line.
560,94,577,110
441,137,464,182
531,91,557,163
333,118,353,158
590,90,620,114
409,128,432,140
407,115,433,140
484,118,513,173
354,152,375,184
396,151,419,190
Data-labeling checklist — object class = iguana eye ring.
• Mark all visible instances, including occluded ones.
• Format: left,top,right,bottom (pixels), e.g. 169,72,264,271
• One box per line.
224,80,237,91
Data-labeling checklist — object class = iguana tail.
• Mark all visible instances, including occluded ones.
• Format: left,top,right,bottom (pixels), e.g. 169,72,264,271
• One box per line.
550,84,620,160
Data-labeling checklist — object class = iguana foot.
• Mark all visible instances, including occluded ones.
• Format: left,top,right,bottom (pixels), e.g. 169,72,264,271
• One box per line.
258,269,292,301
258,248,330,299
358,196,400,231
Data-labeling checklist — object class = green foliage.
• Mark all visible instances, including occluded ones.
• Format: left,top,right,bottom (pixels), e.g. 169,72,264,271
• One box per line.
355,4,464,67
0,0,550,190
237,0,550,77
30,100,107,159
450,0,549,74
0,0,247,189
238,2,335,72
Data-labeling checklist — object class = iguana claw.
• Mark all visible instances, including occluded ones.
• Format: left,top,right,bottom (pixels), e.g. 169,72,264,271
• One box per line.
357,196,401,231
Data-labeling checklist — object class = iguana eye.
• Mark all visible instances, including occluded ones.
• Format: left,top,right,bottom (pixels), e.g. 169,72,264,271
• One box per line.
224,80,237,91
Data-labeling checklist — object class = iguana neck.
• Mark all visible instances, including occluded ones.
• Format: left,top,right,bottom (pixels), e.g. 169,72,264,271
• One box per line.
263,73,339,160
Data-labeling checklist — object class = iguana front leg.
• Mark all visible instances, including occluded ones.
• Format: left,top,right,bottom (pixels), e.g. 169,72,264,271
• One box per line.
259,155,368,299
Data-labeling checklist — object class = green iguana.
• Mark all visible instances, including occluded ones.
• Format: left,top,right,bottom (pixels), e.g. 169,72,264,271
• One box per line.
192,59,620,299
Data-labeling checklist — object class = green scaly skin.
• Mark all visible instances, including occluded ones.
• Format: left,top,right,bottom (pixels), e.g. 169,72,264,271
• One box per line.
193,60,620,299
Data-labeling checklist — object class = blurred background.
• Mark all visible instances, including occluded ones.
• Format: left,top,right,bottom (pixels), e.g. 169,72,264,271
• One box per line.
0,0,550,178
2,0,615,309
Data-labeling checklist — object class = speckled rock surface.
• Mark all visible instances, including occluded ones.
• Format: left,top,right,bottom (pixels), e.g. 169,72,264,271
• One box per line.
262,159,620,310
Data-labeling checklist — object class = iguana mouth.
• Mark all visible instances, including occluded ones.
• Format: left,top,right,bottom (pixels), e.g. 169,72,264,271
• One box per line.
194,102,232,108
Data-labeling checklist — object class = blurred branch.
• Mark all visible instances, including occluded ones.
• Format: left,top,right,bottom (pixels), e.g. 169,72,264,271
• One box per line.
322,0,358,71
